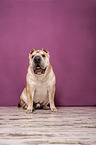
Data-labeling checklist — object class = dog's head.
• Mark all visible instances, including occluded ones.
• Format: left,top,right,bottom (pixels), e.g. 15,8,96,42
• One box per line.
29,48,50,75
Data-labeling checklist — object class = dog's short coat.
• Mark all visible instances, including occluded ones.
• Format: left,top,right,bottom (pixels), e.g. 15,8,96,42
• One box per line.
20,48,57,113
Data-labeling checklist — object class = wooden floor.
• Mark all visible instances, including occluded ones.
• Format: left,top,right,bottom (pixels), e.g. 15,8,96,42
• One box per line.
0,107,96,145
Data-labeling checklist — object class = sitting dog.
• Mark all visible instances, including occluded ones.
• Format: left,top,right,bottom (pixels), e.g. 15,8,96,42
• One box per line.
19,48,57,113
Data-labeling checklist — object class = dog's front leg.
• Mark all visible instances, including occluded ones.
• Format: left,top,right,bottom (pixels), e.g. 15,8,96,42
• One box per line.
27,89,34,113
49,86,57,112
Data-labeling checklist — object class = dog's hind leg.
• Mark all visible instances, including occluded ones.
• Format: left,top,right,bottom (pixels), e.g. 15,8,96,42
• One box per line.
20,88,28,109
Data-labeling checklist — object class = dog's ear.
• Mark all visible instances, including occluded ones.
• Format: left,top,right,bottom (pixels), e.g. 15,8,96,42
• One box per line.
30,49,35,54
42,48,49,54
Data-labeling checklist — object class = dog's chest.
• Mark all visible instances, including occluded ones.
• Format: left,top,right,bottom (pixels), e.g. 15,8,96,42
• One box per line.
33,80,49,103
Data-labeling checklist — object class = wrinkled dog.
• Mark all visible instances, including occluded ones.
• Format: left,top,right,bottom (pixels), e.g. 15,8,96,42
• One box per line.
20,48,57,113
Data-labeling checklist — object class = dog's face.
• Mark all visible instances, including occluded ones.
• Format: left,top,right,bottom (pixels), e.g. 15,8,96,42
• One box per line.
29,48,50,75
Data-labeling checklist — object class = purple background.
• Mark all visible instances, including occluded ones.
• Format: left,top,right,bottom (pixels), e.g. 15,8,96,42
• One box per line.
0,0,96,106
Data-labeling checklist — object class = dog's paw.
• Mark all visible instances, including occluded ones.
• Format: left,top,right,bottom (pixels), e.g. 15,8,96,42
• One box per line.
51,107,57,112
43,105,50,110
26,106,34,113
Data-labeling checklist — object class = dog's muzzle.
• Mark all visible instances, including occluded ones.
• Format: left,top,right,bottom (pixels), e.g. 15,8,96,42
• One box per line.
33,56,46,75
34,56,41,64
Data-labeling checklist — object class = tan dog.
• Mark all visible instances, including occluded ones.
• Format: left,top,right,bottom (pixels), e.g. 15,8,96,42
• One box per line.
20,48,57,113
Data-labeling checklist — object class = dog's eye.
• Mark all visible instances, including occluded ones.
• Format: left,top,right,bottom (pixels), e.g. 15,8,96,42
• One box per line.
42,54,45,57
32,55,34,58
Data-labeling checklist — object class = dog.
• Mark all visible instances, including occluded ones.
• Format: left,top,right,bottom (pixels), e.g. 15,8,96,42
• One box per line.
19,48,57,113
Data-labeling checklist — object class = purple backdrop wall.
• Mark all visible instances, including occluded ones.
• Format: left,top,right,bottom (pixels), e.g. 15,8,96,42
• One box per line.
0,0,96,106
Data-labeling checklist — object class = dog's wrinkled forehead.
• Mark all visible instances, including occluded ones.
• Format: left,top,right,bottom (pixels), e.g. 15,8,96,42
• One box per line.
30,48,49,58
33,50,44,56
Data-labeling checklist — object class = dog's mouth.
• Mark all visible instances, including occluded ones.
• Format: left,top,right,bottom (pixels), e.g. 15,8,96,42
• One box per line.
34,64,46,75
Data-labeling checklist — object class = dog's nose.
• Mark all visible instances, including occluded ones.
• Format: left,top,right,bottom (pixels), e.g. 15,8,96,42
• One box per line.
34,56,41,63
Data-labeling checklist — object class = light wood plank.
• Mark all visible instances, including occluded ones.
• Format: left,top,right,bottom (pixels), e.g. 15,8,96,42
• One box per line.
0,107,96,145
